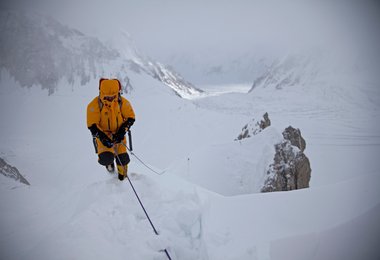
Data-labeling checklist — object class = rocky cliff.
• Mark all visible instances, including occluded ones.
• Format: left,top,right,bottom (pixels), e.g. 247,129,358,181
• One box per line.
262,126,311,192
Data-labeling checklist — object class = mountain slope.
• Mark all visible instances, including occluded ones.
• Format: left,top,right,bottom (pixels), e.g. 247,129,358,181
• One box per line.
0,10,202,98
1,57,380,260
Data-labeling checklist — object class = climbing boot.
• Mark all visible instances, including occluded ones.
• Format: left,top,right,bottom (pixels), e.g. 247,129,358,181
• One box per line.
117,164,128,181
105,163,115,173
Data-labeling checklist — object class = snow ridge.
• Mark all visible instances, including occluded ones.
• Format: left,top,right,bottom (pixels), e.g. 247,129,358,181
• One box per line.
129,55,203,99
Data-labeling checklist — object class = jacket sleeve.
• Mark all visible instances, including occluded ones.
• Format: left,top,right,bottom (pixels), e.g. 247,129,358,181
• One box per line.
121,97,135,122
87,97,101,128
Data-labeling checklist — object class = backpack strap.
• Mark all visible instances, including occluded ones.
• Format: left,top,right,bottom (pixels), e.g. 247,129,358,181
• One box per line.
98,97,104,111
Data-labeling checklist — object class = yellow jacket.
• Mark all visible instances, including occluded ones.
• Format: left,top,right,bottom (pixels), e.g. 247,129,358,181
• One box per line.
87,79,135,137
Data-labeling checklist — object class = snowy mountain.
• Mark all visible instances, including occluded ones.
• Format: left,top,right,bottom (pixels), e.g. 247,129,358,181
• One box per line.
164,50,271,86
129,55,203,99
1,8,380,260
248,49,380,98
0,11,202,98
249,54,316,91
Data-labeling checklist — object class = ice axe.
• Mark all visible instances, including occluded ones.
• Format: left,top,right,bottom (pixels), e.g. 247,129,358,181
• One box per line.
92,136,98,153
128,129,133,151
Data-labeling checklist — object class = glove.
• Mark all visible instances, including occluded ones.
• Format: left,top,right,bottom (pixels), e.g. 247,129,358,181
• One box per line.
100,135,113,148
124,117,135,130
88,124,113,148
113,127,126,143
88,124,99,138
113,118,134,143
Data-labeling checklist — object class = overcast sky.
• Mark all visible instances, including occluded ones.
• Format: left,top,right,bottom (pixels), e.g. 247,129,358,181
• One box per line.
2,0,380,74
3,0,378,61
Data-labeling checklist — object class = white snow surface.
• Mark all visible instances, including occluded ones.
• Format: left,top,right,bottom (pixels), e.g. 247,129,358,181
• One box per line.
1,52,380,260
0,14,380,260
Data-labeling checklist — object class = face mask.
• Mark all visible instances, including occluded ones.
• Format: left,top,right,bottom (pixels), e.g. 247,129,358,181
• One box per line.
103,95,116,102
102,95,117,108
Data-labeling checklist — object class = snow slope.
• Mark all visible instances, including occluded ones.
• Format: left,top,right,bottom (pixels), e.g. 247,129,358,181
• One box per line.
1,11,380,260
1,54,380,259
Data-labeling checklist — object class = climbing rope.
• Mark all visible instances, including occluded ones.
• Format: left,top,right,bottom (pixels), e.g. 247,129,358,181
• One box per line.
114,137,172,260
128,149,166,175
120,131,166,175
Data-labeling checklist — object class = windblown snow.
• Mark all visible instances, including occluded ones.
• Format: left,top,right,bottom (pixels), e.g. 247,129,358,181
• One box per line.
1,8,380,260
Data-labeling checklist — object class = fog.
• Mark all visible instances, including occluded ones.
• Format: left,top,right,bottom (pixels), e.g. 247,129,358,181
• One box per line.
2,0,380,85
4,1,378,56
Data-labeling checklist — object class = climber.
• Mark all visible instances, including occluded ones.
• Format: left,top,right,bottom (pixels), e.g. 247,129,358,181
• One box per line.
86,78,135,181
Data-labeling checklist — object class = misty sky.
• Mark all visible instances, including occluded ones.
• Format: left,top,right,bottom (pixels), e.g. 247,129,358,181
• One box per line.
2,0,380,85
4,0,379,61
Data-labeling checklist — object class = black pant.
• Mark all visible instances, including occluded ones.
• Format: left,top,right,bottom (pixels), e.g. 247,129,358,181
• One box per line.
98,152,130,166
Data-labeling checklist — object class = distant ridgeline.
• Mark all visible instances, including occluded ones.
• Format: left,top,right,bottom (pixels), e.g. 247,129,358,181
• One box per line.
0,11,202,98
0,11,120,94
0,157,30,186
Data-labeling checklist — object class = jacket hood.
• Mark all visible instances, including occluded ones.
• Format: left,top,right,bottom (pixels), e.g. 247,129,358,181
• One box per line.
99,79,120,100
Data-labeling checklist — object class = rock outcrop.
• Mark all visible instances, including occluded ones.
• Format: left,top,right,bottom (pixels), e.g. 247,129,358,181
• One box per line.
282,126,306,152
236,112,271,141
261,126,311,192
0,157,30,185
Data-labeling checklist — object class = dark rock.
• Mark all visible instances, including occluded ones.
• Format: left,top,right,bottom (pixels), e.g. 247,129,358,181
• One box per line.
236,112,271,141
261,126,311,192
282,126,306,152
0,157,30,185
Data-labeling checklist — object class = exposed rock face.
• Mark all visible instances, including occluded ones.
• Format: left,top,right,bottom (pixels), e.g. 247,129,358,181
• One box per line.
236,112,271,140
261,126,311,192
282,126,306,152
0,157,30,185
